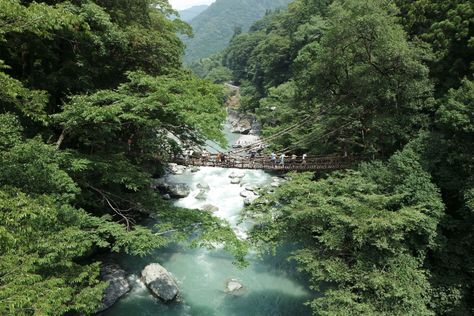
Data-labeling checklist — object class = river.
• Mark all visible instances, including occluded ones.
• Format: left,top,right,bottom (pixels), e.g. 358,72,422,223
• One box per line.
102,126,313,316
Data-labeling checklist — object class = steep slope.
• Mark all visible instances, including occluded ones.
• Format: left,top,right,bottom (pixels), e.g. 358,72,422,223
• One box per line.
179,5,209,22
183,0,291,63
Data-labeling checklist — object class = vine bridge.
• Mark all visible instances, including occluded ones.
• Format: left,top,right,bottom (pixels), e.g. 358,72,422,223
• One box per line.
173,154,360,171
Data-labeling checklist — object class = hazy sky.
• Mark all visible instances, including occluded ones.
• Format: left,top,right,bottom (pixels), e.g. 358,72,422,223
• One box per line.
169,0,216,10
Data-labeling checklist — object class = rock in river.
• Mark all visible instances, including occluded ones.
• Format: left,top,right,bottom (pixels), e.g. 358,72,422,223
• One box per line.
98,264,131,312
200,204,219,213
225,278,244,294
141,263,179,301
155,182,191,198
230,178,241,185
229,171,245,179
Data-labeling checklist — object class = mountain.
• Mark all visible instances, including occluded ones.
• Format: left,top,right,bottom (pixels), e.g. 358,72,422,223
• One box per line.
183,0,292,64
178,5,209,22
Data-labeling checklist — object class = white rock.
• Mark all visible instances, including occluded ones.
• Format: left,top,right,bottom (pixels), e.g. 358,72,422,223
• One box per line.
225,278,244,293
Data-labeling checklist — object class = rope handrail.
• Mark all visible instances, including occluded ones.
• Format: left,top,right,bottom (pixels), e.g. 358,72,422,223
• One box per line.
172,153,361,171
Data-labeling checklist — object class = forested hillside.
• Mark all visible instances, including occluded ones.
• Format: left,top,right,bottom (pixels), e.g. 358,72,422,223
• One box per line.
182,0,292,63
2,0,474,315
0,1,244,314
218,0,473,314
178,5,208,22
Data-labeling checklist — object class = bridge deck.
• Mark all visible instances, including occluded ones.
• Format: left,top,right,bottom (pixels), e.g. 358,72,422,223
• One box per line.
174,155,359,171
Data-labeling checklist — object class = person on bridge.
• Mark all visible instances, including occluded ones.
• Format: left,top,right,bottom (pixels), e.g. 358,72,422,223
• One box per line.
291,154,297,162
302,153,307,164
280,153,286,166
271,152,277,165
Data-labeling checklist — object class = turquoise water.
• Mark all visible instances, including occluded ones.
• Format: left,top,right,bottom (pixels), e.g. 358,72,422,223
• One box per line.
102,127,313,316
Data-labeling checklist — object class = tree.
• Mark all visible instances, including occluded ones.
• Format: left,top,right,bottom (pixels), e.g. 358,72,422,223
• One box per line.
293,0,433,156
246,145,444,315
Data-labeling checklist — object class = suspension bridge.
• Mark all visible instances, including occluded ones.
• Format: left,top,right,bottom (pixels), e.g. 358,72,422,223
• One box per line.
171,110,363,172
173,154,360,171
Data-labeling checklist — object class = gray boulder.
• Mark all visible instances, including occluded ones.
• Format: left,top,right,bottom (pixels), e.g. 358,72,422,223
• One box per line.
141,263,179,301
195,182,210,200
155,182,190,198
195,189,207,200
98,264,131,312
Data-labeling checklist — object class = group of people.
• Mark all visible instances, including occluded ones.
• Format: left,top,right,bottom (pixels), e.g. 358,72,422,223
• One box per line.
270,152,307,166
183,149,307,167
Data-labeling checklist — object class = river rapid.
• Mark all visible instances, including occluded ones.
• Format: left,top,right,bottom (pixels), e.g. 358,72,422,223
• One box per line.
102,126,313,316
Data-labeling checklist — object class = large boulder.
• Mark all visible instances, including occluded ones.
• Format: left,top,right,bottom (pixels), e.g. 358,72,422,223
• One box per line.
154,181,191,198
141,263,179,301
167,183,191,198
98,264,131,312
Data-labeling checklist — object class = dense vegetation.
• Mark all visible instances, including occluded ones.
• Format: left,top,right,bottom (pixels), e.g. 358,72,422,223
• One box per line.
182,0,292,64
2,0,473,315
0,0,245,314
212,0,473,314
178,4,208,22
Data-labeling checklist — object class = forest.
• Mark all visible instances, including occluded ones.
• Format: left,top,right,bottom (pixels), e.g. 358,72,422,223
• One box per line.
198,0,474,314
0,0,473,315
0,1,245,314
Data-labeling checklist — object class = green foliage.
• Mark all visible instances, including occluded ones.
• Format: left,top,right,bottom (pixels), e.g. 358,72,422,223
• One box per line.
188,53,233,83
246,146,443,315
395,0,474,93
0,187,167,316
178,4,209,22
225,0,433,156
182,0,292,64
0,0,244,314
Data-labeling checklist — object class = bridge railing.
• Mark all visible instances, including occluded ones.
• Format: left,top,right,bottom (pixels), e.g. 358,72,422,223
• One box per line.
173,154,361,171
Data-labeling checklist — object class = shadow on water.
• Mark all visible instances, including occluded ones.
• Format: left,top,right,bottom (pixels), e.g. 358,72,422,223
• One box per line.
102,288,312,316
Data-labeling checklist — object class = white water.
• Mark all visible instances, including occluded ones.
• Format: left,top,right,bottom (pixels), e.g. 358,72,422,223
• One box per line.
102,128,313,316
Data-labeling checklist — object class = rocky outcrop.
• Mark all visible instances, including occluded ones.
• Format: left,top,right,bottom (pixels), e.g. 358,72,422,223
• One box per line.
232,134,261,149
98,264,131,312
141,263,179,301
228,108,260,135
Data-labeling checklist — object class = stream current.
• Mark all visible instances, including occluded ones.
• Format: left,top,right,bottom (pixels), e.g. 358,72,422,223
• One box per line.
103,126,313,316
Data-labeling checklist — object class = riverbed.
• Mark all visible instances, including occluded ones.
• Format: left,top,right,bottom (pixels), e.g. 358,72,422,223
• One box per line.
102,127,313,316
